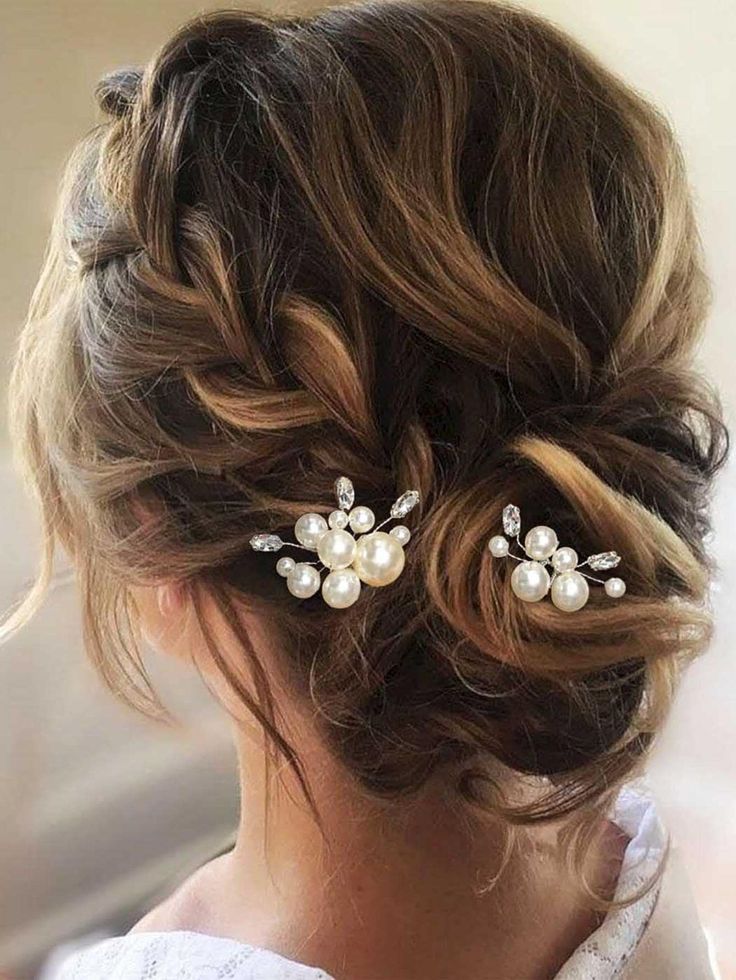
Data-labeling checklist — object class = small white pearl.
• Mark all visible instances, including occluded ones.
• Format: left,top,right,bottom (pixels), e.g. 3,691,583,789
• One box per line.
328,509,349,530
524,525,559,561
489,535,509,558
286,563,321,599
551,570,590,612
316,528,357,570
321,568,362,608
353,531,405,587
390,525,411,545
510,561,550,602
276,556,295,577
604,577,627,599
294,512,328,549
349,505,375,534
551,547,578,572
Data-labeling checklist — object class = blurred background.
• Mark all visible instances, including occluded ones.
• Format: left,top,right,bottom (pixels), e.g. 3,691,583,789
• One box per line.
0,1,734,978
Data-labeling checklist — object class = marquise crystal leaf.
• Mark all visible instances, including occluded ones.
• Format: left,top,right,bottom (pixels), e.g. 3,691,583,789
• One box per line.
390,490,420,520
587,551,621,571
249,533,284,552
502,504,521,538
334,476,355,512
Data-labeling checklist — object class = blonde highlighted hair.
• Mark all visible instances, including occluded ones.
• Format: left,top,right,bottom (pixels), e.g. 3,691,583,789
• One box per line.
5,0,727,877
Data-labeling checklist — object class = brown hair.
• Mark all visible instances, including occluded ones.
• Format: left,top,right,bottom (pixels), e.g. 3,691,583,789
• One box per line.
6,0,727,870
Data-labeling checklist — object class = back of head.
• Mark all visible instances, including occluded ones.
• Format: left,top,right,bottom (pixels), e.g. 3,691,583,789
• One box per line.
9,0,726,846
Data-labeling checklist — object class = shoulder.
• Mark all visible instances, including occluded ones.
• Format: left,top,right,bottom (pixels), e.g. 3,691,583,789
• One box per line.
128,854,229,934
53,854,335,979
53,931,334,980
620,847,717,980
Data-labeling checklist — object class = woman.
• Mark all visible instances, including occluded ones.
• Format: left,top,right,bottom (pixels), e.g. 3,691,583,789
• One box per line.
6,1,726,977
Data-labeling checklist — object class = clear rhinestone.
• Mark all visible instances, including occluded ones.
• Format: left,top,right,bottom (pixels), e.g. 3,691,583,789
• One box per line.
249,533,283,552
587,551,621,571
502,504,521,537
334,476,355,512
390,490,420,520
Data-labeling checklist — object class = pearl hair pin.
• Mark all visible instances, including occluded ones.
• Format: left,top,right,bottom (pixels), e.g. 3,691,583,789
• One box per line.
249,477,420,609
488,504,626,612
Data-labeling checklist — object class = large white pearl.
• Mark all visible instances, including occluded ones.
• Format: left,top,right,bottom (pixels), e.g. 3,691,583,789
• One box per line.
328,509,349,530
605,577,627,598
276,556,295,577
390,525,411,545
524,525,559,561
551,547,578,572
353,531,405,587
349,505,375,534
294,512,328,549
551,570,589,612
317,528,357,570
286,562,321,599
321,568,361,608
510,561,550,602
489,535,509,557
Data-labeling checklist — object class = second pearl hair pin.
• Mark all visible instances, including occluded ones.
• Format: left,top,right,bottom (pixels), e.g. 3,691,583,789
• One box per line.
488,505,626,612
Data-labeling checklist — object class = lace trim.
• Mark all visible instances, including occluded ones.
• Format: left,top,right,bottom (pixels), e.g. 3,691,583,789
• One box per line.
55,930,333,979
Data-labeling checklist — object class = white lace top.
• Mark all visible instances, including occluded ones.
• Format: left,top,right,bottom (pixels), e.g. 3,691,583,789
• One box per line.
52,785,665,980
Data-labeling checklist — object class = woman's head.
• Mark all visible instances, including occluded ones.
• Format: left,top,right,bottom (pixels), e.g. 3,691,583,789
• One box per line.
8,1,726,835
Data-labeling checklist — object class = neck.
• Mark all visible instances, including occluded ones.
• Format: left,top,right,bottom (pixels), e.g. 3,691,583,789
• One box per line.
206,710,618,980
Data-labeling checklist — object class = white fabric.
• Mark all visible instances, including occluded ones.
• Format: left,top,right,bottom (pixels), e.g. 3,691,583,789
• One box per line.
54,784,665,980
53,932,332,980
553,783,664,979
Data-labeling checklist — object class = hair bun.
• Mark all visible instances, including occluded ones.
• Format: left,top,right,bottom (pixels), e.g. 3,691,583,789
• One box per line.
95,67,142,117
11,2,728,865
